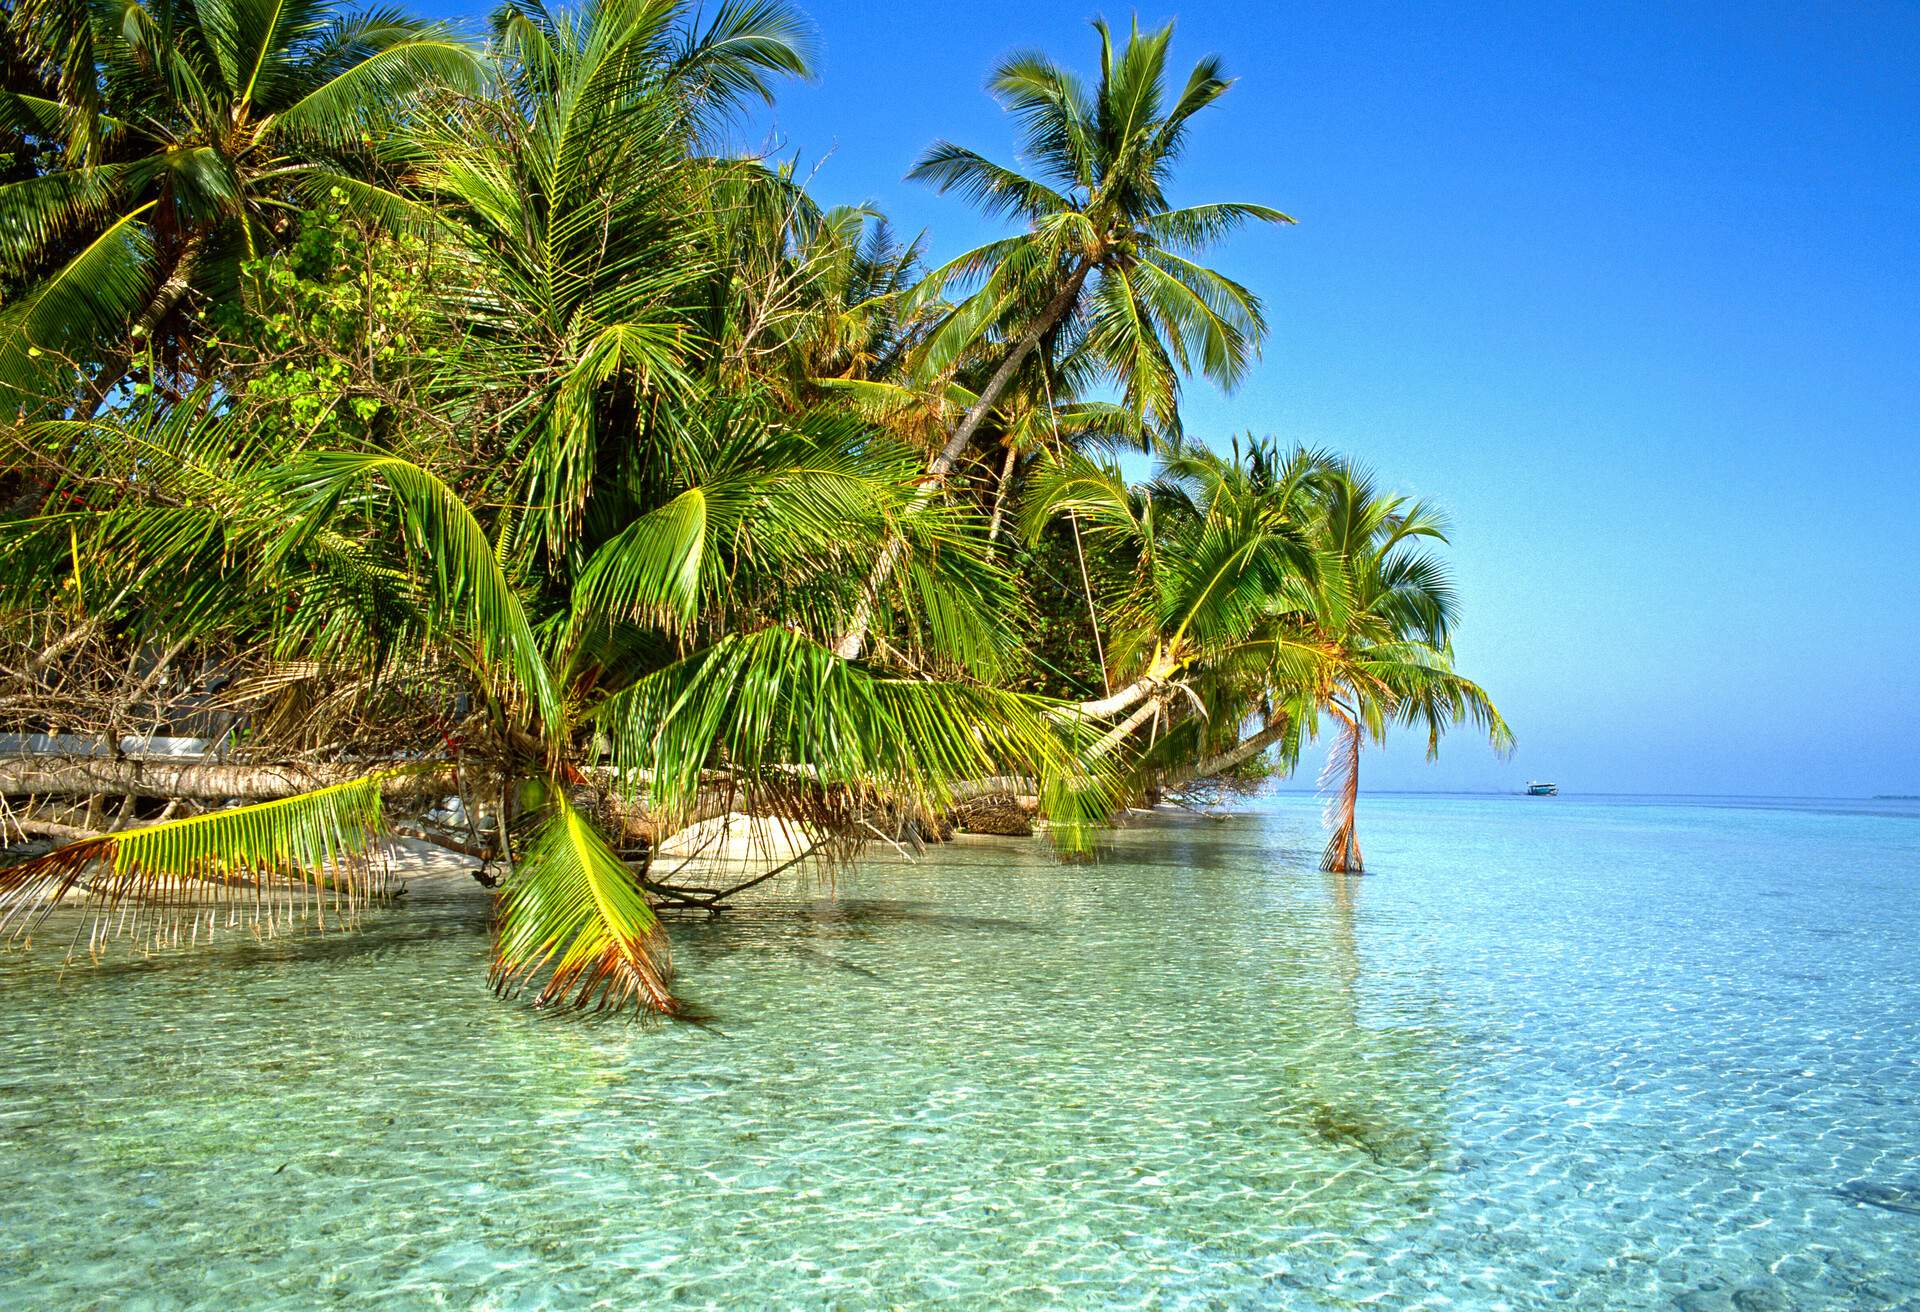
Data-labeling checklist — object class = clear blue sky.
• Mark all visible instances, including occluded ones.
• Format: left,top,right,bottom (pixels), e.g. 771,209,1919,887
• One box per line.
431,0,1920,797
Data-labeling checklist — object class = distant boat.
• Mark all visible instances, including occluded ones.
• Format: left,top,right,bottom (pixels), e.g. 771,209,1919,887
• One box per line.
1525,781,1559,796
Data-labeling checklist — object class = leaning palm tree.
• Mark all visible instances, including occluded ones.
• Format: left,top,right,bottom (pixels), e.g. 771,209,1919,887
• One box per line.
0,395,1110,1015
0,0,486,412
1301,462,1514,872
1021,438,1330,759
834,15,1291,659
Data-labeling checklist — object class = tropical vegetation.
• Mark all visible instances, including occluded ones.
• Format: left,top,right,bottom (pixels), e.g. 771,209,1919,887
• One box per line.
0,0,1510,1016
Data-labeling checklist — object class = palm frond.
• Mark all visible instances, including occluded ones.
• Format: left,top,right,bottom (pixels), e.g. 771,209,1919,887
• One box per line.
595,626,1112,850
1082,265,1182,429
285,453,562,738
667,0,815,113
1140,201,1294,254
907,143,1069,225
1136,250,1267,386
0,203,157,409
490,787,677,1014
0,164,137,266
1020,449,1142,544
988,51,1097,189
0,773,398,951
574,484,715,631
261,36,490,145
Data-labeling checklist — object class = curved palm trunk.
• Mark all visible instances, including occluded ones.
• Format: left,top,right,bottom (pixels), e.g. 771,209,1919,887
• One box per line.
1091,692,1163,757
80,236,200,417
833,258,1094,660
1160,712,1291,791
931,259,1092,482
1321,704,1364,873
1052,674,1155,722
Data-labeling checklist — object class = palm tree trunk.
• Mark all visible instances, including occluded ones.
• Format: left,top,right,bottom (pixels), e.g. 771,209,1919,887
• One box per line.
1160,712,1291,790
1321,705,1364,873
80,238,198,417
1091,693,1163,757
986,444,1019,541
1052,674,1157,722
929,259,1092,482
833,258,1094,660
0,756,457,802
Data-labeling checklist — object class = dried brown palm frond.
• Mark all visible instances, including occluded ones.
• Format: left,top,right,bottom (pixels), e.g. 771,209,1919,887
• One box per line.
1319,704,1364,874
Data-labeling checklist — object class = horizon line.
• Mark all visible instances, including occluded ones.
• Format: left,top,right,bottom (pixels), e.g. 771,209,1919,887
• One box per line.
1260,788,1913,802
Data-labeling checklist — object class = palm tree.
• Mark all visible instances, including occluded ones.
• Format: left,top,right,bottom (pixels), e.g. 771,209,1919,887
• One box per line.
0,393,1110,1014
0,1,1115,1018
1300,462,1513,872
913,15,1291,459
834,15,1292,659
367,0,835,568
0,0,486,412
1021,438,1329,756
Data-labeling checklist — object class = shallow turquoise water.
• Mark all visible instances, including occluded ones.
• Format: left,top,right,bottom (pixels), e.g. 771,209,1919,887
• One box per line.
2,794,1917,1310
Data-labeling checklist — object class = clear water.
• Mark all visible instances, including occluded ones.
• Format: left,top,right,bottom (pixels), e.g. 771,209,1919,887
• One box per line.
2,794,1917,1310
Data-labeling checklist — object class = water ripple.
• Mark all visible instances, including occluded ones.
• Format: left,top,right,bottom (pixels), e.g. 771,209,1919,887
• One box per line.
0,796,1916,1309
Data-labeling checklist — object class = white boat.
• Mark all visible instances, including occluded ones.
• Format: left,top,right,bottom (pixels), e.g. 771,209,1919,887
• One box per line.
1525,781,1558,796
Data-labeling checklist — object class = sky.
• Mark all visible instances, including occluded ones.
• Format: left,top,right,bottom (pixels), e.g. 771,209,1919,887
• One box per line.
432,0,1920,797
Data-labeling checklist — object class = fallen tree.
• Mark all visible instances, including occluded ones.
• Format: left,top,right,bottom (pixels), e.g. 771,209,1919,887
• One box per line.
0,756,459,803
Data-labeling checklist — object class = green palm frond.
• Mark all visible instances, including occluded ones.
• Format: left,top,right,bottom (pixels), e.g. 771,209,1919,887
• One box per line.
891,500,1024,677
0,204,157,407
1134,252,1264,387
595,626,1112,849
490,788,677,1015
0,773,398,951
308,7,434,74
263,36,490,145
8,0,104,156
988,51,1097,189
4,399,433,666
521,319,694,560
286,453,562,738
905,234,1033,313
0,165,140,265
574,484,717,631
1020,449,1143,544
1160,511,1315,653
1083,264,1182,428
668,0,815,112
813,376,971,426
1138,202,1295,252
1093,17,1173,166
574,403,892,628
293,170,440,232
906,143,1070,225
